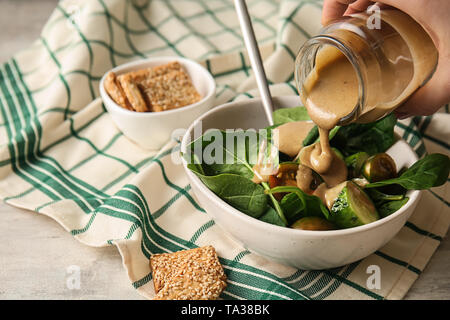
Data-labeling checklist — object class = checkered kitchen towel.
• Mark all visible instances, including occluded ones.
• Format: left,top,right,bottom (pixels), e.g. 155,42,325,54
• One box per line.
0,0,448,300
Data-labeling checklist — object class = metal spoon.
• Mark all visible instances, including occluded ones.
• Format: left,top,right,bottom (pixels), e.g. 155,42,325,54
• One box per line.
234,0,274,126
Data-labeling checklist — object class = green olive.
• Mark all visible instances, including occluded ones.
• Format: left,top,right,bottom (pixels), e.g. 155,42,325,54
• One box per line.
362,153,397,182
291,217,336,231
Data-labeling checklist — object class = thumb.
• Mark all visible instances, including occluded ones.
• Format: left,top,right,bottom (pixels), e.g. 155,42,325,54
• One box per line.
395,56,450,118
322,0,357,25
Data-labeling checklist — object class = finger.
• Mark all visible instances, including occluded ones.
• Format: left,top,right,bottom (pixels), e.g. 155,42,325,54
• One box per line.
346,1,392,15
373,0,421,17
394,111,409,120
345,0,374,15
394,57,450,117
322,0,357,25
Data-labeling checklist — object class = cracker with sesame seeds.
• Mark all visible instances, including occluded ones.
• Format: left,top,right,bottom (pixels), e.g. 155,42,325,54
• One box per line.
150,61,183,77
117,75,149,112
150,248,194,293
103,71,133,111
140,69,202,112
117,68,151,84
151,246,227,300
117,61,182,84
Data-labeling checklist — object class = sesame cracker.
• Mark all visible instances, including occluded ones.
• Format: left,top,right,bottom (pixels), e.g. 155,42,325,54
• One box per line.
103,72,133,111
151,246,227,300
118,75,149,112
141,70,202,112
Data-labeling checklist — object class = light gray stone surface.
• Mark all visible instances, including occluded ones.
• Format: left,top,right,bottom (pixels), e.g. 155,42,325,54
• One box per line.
0,0,448,300
0,205,144,300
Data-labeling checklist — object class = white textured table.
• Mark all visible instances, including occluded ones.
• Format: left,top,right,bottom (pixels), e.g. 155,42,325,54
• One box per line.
0,0,448,300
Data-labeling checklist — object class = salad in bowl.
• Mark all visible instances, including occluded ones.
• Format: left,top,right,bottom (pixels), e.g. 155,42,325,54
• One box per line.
180,96,449,269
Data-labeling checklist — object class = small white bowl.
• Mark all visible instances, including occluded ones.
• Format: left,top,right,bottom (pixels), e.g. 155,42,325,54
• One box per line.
100,57,216,150
180,95,422,270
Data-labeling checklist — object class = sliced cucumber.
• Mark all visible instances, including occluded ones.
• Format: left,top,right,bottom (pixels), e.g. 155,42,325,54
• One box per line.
330,181,379,228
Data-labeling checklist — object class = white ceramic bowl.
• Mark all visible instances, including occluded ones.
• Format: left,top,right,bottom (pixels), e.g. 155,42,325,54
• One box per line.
100,57,216,150
180,95,422,270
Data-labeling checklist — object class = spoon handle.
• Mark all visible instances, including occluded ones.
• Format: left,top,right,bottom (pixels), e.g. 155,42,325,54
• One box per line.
234,0,274,126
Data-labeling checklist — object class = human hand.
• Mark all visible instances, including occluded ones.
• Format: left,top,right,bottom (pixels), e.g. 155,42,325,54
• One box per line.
322,0,450,119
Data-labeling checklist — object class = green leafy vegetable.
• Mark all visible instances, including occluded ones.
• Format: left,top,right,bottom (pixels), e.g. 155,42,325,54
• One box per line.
365,153,450,190
267,186,330,220
345,152,370,177
366,188,405,207
378,197,409,218
302,125,319,147
302,125,340,147
188,165,268,218
259,206,287,227
184,129,286,223
262,182,287,224
280,193,305,224
185,129,259,178
331,114,397,155
273,106,310,125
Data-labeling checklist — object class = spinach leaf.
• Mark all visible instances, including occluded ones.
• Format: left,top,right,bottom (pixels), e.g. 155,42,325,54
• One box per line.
185,129,256,176
267,186,330,220
185,129,286,222
184,129,268,181
378,197,409,218
302,113,394,151
302,126,319,147
188,165,268,218
331,114,397,155
365,153,450,190
302,125,341,147
280,192,305,224
273,106,310,125
366,188,405,207
259,206,287,227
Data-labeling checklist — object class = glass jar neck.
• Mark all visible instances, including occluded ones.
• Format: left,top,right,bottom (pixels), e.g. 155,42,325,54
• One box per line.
295,32,370,126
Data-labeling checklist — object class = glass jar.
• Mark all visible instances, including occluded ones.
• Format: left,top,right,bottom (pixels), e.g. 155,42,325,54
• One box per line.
295,9,438,126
